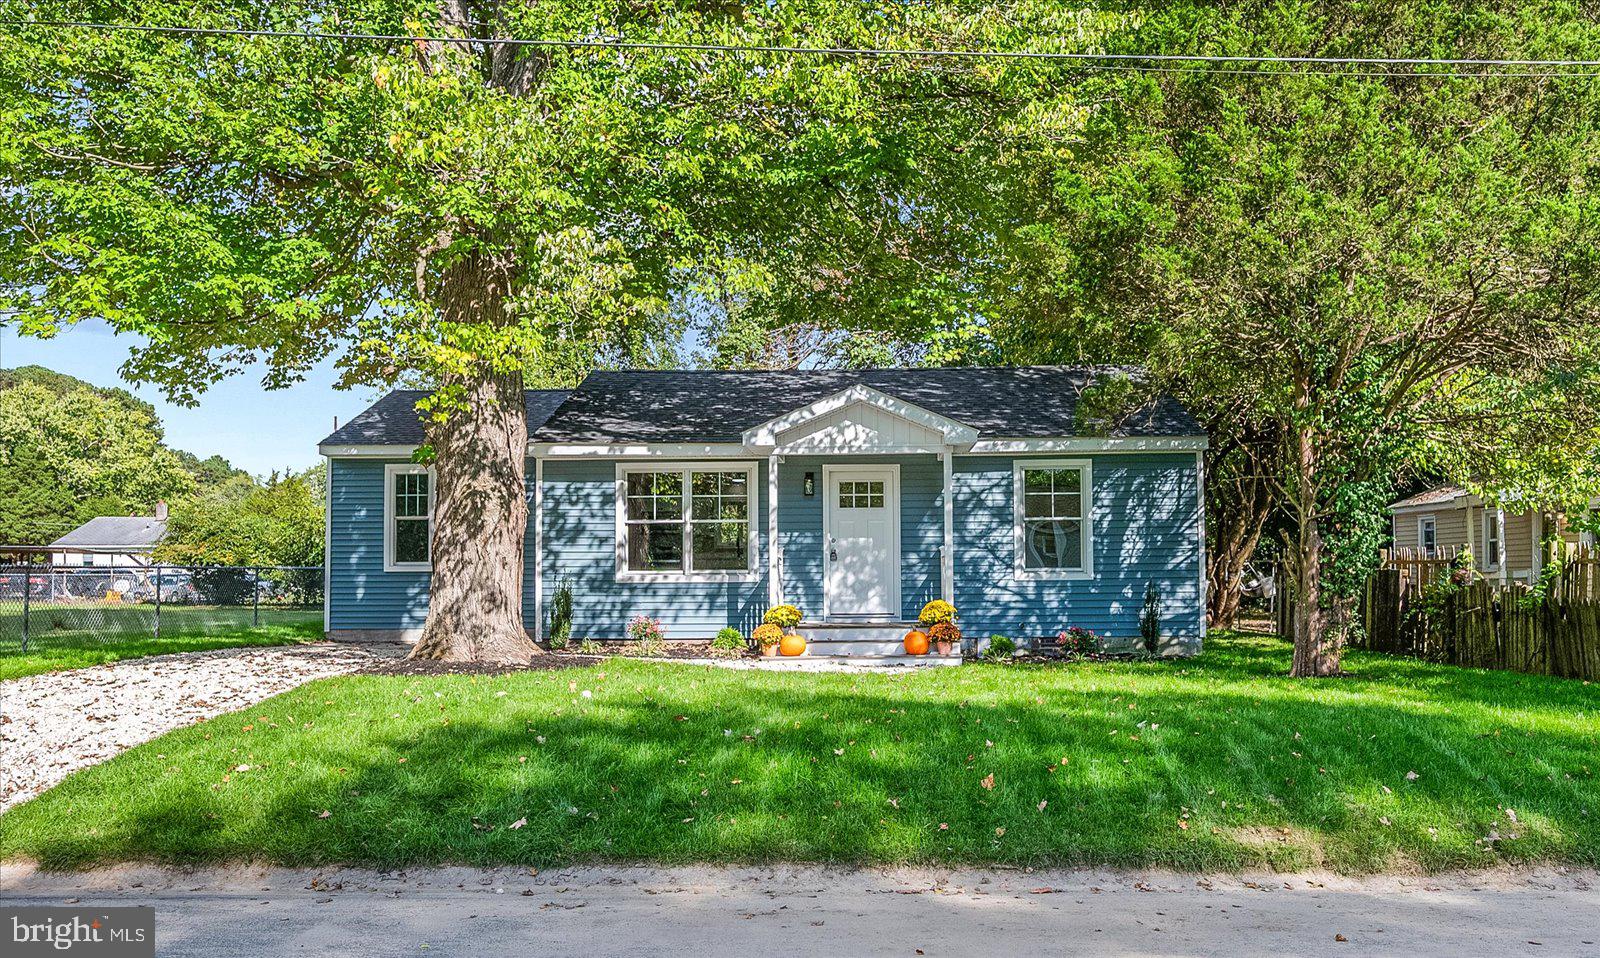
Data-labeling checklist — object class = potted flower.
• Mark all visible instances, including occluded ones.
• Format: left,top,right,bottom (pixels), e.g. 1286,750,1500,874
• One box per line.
752,623,784,657
764,604,803,631
928,621,961,656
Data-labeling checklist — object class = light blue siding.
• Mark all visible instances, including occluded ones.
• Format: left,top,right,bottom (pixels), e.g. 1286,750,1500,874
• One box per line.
952,453,1203,650
327,458,430,631
537,460,770,640
327,451,1203,650
777,455,942,621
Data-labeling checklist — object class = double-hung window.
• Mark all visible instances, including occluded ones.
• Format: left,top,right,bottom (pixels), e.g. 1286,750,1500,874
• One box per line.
618,463,757,580
1418,516,1437,556
1483,512,1502,568
385,463,434,572
1014,459,1093,578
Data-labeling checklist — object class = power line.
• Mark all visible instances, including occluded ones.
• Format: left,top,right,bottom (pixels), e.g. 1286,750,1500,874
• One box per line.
4,19,1600,78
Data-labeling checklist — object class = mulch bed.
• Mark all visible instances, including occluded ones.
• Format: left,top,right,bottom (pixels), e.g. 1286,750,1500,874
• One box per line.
363,642,748,676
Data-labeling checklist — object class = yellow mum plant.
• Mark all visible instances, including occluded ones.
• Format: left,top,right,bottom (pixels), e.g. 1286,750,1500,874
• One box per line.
763,604,804,629
918,600,957,627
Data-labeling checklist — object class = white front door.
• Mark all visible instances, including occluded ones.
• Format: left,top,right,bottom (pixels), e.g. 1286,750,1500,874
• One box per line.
824,466,900,619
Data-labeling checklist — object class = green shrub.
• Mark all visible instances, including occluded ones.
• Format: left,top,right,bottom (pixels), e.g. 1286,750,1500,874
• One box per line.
985,635,1017,660
711,626,746,658
547,576,574,648
1140,583,1161,655
576,639,603,655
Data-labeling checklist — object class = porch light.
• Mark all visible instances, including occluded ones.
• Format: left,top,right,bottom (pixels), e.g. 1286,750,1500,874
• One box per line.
803,472,816,497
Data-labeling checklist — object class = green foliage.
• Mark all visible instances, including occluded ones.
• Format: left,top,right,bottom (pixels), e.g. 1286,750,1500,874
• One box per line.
1139,583,1162,655
155,468,324,567
917,600,957,627
763,605,803,629
546,577,574,649
626,615,667,656
711,626,746,659
0,368,198,543
985,635,1017,661
576,639,603,656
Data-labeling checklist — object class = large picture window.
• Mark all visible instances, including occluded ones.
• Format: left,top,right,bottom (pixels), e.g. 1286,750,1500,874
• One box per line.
384,463,434,572
1013,460,1093,578
618,463,757,580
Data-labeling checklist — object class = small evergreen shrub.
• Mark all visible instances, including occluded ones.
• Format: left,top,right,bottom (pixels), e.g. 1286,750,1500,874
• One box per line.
576,639,603,655
547,576,574,649
1140,583,1161,655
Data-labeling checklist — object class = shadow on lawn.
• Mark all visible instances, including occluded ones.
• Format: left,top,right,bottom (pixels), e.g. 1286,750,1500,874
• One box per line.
9,642,1598,872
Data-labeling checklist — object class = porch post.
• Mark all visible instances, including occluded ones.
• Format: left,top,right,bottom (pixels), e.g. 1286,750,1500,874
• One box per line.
1496,507,1508,584
1531,510,1545,579
941,448,954,603
768,453,781,608
532,456,543,643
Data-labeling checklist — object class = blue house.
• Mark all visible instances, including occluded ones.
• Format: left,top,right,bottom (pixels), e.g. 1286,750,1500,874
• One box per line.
319,367,1207,658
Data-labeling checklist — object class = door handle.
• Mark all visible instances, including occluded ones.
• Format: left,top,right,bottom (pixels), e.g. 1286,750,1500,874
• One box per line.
829,550,838,562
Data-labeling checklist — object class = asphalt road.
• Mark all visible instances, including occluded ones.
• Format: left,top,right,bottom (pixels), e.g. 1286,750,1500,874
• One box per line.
4,864,1597,957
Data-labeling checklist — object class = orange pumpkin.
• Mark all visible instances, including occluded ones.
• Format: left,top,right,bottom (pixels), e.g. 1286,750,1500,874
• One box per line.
903,629,930,655
779,633,808,656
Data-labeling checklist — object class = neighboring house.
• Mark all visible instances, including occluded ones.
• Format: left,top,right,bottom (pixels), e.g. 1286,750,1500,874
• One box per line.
319,368,1208,657
1388,486,1590,583
48,502,168,568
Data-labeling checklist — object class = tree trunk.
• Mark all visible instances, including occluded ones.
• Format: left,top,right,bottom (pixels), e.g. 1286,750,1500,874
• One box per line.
409,251,539,663
1206,486,1270,630
1288,417,1341,677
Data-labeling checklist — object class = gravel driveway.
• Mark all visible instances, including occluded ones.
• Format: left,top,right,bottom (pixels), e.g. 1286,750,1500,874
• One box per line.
0,642,402,810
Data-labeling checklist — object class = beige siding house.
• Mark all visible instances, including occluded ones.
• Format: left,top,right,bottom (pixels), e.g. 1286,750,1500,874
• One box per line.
1389,487,1592,583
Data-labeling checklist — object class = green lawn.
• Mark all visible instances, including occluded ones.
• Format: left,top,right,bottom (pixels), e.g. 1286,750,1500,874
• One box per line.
3,633,1596,872
0,609,321,681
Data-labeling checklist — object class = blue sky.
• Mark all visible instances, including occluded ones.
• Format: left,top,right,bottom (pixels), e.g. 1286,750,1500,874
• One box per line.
1,321,386,476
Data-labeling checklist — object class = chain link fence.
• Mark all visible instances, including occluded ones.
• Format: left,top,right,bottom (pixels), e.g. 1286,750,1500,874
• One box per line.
0,559,323,653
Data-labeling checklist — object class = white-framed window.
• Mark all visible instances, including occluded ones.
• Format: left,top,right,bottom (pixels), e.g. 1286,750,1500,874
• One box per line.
1483,511,1502,568
616,462,758,582
1418,516,1437,555
384,463,435,572
1013,459,1094,579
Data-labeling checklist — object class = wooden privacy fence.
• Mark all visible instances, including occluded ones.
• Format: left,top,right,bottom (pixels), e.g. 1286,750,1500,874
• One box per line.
1278,545,1600,680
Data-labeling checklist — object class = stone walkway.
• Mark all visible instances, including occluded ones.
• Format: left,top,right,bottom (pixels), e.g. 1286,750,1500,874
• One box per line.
0,642,402,810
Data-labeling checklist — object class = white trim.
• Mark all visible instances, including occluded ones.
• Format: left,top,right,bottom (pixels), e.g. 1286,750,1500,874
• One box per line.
383,462,435,573
940,449,954,603
1417,516,1438,554
322,454,333,634
1196,450,1207,640
768,454,781,607
532,457,544,644
534,443,750,459
320,443,420,458
1496,508,1509,584
613,460,761,584
1482,509,1503,569
774,441,951,456
822,463,902,620
743,385,979,447
1012,458,1095,580
966,436,1207,454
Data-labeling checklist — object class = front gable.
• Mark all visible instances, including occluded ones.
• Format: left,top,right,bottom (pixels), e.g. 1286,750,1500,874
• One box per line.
743,385,979,454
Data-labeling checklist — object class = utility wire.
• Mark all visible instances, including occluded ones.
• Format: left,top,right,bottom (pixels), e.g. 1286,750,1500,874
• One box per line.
4,19,1600,78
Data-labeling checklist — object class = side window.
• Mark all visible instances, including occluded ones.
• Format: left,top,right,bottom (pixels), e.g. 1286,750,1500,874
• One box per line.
1015,461,1092,577
386,465,434,571
1418,517,1437,555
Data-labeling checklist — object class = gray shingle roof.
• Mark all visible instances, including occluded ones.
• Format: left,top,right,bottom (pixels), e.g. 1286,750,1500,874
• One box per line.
534,367,1201,442
51,516,167,550
321,389,573,447
321,367,1203,447
1388,485,1467,510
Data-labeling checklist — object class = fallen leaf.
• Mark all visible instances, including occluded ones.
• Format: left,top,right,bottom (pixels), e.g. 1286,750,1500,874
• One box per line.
1335,934,1348,942
1037,800,1048,812
317,810,331,819
508,817,527,830
1405,770,1419,781
980,773,996,790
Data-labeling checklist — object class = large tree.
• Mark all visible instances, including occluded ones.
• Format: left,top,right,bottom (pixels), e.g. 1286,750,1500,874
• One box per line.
2,1,1073,660
962,2,1600,673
